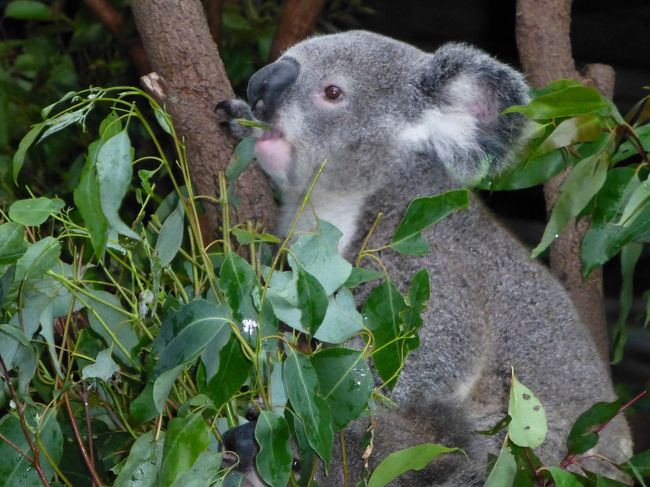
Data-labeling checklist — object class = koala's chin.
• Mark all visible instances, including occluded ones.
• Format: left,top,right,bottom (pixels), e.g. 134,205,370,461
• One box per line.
255,128,292,181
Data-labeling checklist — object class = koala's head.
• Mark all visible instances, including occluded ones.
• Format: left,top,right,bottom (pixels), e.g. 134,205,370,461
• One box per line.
247,30,529,195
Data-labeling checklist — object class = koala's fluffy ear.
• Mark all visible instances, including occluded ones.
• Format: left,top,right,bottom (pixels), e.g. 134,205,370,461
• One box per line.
402,43,530,184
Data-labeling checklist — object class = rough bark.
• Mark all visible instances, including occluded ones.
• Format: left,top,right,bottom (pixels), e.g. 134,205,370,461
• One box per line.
84,0,150,75
268,0,327,60
516,0,615,362
131,0,275,243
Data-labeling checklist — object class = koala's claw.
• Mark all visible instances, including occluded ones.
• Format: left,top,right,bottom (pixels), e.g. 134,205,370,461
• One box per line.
215,99,258,139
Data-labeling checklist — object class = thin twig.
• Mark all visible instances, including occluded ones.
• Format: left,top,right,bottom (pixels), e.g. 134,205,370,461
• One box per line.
63,392,103,486
80,383,96,474
0,357,51,486
0,431,33,461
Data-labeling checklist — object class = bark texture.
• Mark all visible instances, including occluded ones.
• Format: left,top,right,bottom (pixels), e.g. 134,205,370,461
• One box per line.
516,0,615,362
205,0,225,48
268,0,327,60
131,0,275,242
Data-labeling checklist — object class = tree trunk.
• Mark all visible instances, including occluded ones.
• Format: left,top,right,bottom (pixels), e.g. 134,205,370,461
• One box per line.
131,0,276,243
268,0,327,60
516,0,615,363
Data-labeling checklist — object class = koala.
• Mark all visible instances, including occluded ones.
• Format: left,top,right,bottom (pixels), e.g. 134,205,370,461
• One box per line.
217,30,633,486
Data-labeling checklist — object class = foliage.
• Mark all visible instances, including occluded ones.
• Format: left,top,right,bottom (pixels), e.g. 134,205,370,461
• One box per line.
0,87,467,486
481,81,650,363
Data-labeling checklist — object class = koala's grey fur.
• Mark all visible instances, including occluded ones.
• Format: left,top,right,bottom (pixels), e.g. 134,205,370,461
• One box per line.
218,30,632,486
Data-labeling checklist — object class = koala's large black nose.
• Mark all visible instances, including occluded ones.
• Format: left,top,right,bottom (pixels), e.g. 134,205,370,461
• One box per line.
247,57,299,121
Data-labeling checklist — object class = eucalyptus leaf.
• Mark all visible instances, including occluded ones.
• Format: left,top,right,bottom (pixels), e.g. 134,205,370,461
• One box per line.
367,443,458,487
14,237,61,283
504,85,609,120
219,252,258,322
96,130,140,240
153,365,185,413
507,371,547,448
363,280,407,390
0,222,27,264
283,348,333,465
255,411,293,487
206,336,251,410
566,398,623,454
159,413,210,487
156,199,185,266
312,348,373,431
153,299,231,375
391,190,469,255
113,431,165,487
169,451,222,487
545,466,590,487
82,348,119,381
9,197,65,226
74,141,108,258
12,122,44,182
484,443,516,487
5,1,51,20
296,266,329,335
532,145,610,257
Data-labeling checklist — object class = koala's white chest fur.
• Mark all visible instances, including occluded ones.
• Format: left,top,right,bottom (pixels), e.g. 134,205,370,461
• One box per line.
281,191,366,253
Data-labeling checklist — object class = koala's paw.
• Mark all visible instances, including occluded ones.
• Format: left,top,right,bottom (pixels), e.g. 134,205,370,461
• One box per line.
215,99,258,139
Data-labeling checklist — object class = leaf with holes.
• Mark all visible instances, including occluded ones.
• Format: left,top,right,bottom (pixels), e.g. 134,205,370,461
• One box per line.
507,371,547,448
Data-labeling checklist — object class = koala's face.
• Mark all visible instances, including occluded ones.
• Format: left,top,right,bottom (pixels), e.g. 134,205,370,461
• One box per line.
247,31,427,193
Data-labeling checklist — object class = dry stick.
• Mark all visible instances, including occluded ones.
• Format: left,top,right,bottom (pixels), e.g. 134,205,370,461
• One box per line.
63,392,103,486
0,357,51,486
80,383,96,470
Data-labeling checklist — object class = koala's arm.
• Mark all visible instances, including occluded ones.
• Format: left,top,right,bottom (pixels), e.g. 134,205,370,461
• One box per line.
215,99,264,140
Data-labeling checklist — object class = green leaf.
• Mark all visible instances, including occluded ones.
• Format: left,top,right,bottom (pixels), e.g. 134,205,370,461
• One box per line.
130,383,159,424
0,222,27,264
367,443,458,487
152,365,185,413
289,220,352,294
156,199,185,266
530,115,603,159
476,415,511,436
169,451,222,487
113,431,165,487
402,269,430,335
255,411,293,487
283,348,333,465
391,190,470,255
590,167,640,226
153,106,172,135
487,147,573,190
9,197,65,226
363,280,407,389
96,130,140,240
618,178,650,225
206,337,251,410
159,413,210,487
296,266,329,335
504,85,610,120
226,137,256,205
312,348,373,431
484,443,517,487
545,466,590,487
74,141,108,259
0,406,62,484
14,236,61,282
343,267,385,288
619,449,650,479
507,371,547,448
532,146,610,257
567,399,624,454
83,289,138,367
4,1,51,20
612,243,642,363
219,252,258,322
153,299,231,375
81,348,119,381
232,227,281,245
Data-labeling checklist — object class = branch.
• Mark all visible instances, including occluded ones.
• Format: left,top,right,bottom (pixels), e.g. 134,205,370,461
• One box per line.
204,0,225,48
515,0,615,362
63,392,103,486
131,0,276,241
268,0,327,61
0,357,51,486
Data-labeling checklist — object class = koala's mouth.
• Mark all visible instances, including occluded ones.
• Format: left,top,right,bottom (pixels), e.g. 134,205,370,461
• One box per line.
255,128,293,179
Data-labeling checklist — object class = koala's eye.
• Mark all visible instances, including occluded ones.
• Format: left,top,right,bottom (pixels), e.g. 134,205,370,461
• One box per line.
324,85,343,100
